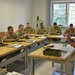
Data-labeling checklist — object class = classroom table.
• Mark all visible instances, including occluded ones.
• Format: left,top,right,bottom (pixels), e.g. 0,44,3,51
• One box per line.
28,34,75,39
0,37,46,69
28,43,75,75
0,43,29,69
47,35,75,39
28,34,49,37
19,37,46,68
28,34,75,44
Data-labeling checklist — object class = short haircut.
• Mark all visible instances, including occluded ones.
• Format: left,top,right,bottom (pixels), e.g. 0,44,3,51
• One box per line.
19,24,23,28
70,23,73,26
40,23,43,25
7,26,13,30
53,22,57,25
27,22,30,25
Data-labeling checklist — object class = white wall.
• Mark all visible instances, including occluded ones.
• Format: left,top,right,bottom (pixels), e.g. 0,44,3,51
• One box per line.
32,0,50,29
0,0,32,31
32,0,74,34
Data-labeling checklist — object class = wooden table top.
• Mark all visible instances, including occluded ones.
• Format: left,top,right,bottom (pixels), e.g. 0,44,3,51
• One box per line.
28,34,39,37
27,34,75,39
0,46,21,57
0,37,46,57
28,43,75,62
47,35,75,39
28,34,49,37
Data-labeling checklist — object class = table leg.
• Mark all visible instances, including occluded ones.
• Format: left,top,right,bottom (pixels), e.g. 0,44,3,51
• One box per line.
60,63,63,75
23,55,26,69
25,48,28,68
52,61,54,67
23,49,27,69
31,58,34,75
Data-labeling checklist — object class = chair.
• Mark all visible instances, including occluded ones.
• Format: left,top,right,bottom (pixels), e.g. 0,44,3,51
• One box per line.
0,32,5,43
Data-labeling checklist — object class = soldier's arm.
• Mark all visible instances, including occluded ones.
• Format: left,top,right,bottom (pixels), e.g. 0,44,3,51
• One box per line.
3,33,19,42
67,35,75,48
37,29,40,34
14,31,24,39
50,27,54,35
33,28,35,33
15,31,19,38
16,32,25,39
72,29,75,36
19,32,25,39
2,33,10,42
58,28,62,35
63,29,69,36
36,28,43,34
31,28,35,34
2,35,13,42
69,41,75,48
19,35,24,39
44,28,48,34
24,28,28,33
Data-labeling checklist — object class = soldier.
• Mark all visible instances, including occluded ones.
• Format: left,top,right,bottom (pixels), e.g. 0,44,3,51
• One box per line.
63,24,75,36
24,23,35,34
65,35,75,75
37,23,48,34
15,24,26,39
50,22,61,35
50,22,61,41
3,26,18,42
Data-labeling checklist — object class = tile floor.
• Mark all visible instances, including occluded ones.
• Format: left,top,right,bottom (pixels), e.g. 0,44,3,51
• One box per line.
7,60,75,75
20,61,67,75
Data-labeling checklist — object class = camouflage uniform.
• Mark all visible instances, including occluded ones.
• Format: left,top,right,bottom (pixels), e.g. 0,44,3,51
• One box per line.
63,28,75,36
37,28,48,34
15,30,25,39
50,26,61,41
24,27,35,34
50,26,61,35
3,32,18,42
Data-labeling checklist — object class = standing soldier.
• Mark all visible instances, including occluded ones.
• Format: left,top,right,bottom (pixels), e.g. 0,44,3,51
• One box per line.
15,24,26,39
24,23,35,34
63,24,75,36
3,26,18,42
37,23,48,34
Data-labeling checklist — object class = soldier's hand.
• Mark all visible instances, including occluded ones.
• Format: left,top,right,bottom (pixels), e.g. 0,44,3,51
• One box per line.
27,32,30,34
11,39,16,42
15,38,19,41
66,35,71,42
24,33,28,37
57,33,60,35
51,32,55,35
12,38,18,42
69,32,74,36
40,32,44,34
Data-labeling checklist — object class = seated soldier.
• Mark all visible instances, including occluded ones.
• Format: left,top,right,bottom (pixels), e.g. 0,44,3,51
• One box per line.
37,23,48,34
3,26,19,42
50,22,61,41
15,24,27,39
63,24,75,37
24,22,35,34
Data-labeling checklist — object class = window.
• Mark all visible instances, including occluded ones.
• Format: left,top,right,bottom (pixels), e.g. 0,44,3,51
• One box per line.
50,1,75,27
53,3,66,26
68,3,75,25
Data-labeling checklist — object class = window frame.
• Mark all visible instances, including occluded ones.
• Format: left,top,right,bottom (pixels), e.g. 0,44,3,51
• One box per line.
50,0,75,27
